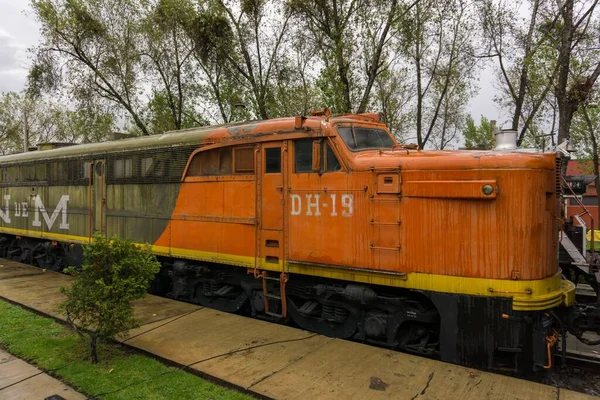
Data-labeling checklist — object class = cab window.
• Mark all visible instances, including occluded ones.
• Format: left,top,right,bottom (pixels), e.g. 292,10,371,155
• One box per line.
294,139,313,173
294,139,342,173
338,125,394,151
324,142,341,172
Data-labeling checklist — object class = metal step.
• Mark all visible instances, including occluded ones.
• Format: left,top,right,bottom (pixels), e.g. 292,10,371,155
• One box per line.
266,293,281,300
560,233,589,272
265,276,281,281
265,311,282,318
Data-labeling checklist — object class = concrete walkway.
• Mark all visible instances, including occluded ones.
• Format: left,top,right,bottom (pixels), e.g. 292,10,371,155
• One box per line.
0,260,595,400
0,349,86,400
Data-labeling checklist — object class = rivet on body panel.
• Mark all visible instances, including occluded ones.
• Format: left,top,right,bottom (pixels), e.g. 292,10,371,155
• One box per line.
482,184,494,195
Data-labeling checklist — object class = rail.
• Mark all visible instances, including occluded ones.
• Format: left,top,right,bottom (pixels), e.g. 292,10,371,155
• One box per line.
557,350,600,374
562,175,595,259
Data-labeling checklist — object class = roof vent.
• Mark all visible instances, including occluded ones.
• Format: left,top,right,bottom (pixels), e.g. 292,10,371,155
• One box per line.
494,129,517,151
36,142,75,151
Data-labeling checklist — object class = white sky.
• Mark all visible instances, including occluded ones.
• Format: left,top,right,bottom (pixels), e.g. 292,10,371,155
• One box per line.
0,0,501,127
0,1,40,93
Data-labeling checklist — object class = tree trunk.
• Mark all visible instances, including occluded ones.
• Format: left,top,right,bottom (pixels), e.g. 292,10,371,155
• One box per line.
334,37,352,113
512,0,540,131
415,22,423,148
356,0,397,114
556,0,574,145
90,335,98,364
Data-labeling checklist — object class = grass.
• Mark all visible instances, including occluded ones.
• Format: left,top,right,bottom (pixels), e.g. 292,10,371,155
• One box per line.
0,299,252,400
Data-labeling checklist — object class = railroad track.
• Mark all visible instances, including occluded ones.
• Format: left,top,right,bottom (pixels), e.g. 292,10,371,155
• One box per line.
557,350,600,373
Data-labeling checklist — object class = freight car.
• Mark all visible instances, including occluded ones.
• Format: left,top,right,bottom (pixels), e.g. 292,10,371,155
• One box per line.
0,109,594,375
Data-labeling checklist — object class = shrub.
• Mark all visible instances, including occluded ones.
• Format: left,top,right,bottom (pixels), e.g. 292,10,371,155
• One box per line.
60,234,160,363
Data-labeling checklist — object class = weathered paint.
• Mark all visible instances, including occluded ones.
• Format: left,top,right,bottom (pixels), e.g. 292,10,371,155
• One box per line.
0,112,571,311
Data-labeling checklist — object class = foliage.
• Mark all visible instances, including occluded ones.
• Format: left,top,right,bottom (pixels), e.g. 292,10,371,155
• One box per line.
572,105,600,160
0,92,24,154
140,0,207,131
31,0,149,134
396,0,479,149
289,0,401,114
15,0,600,152
479,0,600,148
60,234,160,364
0,300,250,399
463,115,494,150
0,91,114,154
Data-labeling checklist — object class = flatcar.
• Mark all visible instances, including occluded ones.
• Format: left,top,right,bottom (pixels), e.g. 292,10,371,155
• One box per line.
0,109,589,374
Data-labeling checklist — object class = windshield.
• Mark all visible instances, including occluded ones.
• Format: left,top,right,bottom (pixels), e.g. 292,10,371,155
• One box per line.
338,125,394,151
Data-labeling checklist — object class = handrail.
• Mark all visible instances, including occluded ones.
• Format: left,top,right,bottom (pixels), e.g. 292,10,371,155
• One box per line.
562,175,595,260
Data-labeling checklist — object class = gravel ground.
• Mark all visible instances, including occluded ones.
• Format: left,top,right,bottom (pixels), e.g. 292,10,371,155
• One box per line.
543,366,600,397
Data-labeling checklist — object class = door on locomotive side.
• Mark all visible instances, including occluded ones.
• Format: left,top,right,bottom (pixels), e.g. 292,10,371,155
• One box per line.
91,159,106,235
258,142,287,271
287,136,360,268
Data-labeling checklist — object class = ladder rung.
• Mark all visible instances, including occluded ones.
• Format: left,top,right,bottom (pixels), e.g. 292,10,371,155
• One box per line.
266,311,282,318
265,276,280,281
266,294,281,299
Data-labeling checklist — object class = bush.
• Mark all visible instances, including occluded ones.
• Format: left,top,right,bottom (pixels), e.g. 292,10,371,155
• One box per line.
61,234,161,363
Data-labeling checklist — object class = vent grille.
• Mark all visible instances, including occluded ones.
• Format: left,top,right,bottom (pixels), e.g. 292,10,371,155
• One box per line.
0,144,199,187
106,145,197,184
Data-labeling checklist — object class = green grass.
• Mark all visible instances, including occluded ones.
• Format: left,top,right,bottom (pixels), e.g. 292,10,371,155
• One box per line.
0,299,252,400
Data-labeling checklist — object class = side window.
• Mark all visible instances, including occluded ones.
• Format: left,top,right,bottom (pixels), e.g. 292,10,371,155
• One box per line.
265,147,281,173
234,146,255,174
113,158,133,179
50,162,65,183
82,162,91,181
187,147,232,177
325,142,342,172
294,139,313,173
36,163,48,181
141,157,153,177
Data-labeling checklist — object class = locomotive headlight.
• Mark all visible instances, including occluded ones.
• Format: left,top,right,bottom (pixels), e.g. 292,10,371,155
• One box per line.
482,184,494,195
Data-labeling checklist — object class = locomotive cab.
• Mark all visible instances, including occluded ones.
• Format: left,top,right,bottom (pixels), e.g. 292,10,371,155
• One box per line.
284,115,575,374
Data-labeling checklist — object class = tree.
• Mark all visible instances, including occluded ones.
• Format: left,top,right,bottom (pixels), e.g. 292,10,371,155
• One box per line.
140,0,207,132
463,115,494,150
289,0,362,113
191,0,293,120
0,92,25,154
60,234,160,364
289,0,416,114
373,68,414,142
186,5,253,123
30,0,150,134
479,0,556,145
0,91,114,153
554,0,600,145
571,99,600,210
400,0,477,149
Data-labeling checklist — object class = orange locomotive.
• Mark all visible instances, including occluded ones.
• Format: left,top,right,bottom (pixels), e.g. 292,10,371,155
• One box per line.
0,109,577,374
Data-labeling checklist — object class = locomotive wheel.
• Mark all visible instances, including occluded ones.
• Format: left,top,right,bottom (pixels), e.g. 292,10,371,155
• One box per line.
193,282,249,313
287,298,359,338
396,321,439,355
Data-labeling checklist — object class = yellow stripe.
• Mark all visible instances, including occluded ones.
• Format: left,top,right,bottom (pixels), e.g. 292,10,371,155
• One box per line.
153,245,575,311
0,227,575,311
0,226,90,244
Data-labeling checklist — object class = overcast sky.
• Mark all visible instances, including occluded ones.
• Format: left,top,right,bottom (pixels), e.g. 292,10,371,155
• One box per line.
0,1,502,128
0,1,40,93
